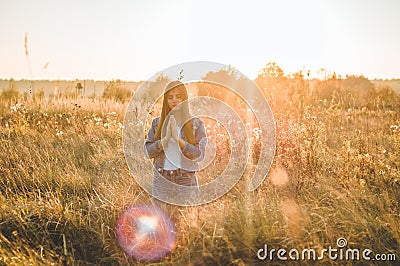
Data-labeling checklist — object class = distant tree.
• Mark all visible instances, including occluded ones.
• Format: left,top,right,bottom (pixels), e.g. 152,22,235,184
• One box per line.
76,82,84,97
370,85,400,110
286,69,316,111
315,77,342,101
254,62,291,109
200,66,248,102
152,74,171,94
316,75,375,108
103,80,131,102
342,75,375,97
254,62,287,93
34,89,45,101
257,62,285,79
0,78,19,101
140,74,171,102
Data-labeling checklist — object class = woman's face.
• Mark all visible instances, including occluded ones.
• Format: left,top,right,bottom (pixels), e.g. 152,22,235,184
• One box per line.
166,87,183,110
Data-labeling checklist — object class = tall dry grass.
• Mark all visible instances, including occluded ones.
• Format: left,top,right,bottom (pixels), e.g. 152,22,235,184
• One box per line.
0,80,399,265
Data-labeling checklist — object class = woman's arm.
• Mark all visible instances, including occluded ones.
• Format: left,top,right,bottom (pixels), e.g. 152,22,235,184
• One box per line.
177,138,186,150
144,118,163,159
180,118,207,161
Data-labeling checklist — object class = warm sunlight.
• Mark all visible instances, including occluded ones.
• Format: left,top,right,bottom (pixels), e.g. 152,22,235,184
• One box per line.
1,1,399,265
0,0,399,81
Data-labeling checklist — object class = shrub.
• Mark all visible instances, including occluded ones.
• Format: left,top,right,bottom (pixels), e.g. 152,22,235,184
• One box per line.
102,80,131,102
0,79,19,101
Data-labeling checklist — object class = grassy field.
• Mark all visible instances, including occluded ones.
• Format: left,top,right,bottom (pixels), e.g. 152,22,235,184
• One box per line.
0,79,399,265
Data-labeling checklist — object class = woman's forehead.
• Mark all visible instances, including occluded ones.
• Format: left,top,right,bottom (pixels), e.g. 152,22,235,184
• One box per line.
167,87,182,95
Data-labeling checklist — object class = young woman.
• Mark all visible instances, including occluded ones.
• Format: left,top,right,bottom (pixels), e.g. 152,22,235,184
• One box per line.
145,80,206,204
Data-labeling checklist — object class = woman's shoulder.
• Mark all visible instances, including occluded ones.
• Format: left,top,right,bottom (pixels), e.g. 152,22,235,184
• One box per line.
151,116,161,127
190,116,204,129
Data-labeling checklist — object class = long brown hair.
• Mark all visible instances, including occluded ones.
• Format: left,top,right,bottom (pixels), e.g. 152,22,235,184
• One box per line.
154,81,195,144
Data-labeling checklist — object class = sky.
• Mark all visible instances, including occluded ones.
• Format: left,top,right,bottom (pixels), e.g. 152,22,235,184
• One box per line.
0,0,399,81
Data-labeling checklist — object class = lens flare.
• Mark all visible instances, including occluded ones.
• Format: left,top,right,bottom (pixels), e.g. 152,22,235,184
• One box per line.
115,204,176,262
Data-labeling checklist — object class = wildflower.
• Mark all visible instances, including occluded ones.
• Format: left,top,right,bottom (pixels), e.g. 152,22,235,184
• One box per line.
344,140,351,152
11,103,22,112
253,127,262,133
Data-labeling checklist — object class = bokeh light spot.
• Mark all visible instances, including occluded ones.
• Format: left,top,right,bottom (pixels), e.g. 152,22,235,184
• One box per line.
115,204,176,262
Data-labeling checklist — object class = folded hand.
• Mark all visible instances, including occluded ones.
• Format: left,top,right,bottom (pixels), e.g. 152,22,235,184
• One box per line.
169,115,179,141
160,118,172,148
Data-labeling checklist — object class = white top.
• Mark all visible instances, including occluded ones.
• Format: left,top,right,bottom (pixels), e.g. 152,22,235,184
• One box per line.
163,126,182,170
